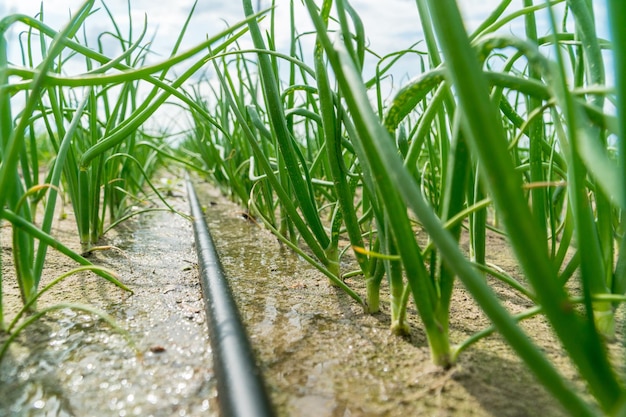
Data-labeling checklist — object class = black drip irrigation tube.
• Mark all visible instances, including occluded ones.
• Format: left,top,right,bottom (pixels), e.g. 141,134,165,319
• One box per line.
186,177,275,417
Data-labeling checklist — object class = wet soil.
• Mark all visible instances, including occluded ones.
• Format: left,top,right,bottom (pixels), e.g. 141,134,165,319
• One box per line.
1,175,616,416
0,189,216,416
194,181,580,417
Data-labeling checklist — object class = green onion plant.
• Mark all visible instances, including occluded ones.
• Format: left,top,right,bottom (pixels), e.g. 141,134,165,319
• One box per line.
0,0,258,343
181,0,626,414
3,0,625,414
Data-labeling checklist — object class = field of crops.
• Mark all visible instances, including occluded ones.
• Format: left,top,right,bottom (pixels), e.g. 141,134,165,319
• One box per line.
1,1,625,415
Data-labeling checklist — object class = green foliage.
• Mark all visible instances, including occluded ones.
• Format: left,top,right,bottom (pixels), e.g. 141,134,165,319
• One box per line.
2,0,625,414
0,0,255,348
184,0,625,414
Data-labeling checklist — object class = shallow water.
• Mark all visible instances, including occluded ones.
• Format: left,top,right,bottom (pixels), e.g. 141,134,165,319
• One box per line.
0,190,217,417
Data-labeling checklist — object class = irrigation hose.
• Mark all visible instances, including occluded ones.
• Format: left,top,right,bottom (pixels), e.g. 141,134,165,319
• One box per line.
186,177,276,417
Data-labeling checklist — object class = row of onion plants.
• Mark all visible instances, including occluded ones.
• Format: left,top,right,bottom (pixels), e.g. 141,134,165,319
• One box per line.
0,0,259,356
178,0,625,415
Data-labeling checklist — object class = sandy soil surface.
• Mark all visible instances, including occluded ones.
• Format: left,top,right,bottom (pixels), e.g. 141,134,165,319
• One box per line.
1,175,618,416
195,180,602,417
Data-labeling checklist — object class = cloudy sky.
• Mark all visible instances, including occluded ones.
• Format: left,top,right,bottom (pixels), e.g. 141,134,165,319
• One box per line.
1,0,611,71
1,0,577,64
0,0,611,131
0,1,425,64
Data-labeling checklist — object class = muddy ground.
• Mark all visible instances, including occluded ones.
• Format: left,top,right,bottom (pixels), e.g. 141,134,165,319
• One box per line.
1,175,619,416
